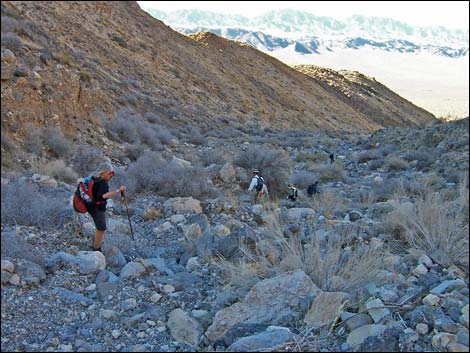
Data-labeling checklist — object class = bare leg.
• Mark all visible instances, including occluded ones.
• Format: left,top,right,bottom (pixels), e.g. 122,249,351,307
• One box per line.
74,212,83,236
93,230,105,249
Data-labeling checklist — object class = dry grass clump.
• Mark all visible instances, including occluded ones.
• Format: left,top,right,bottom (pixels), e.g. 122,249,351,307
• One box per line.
387,155,408,171
386,175,469,267
215,216,385,293
356,149,382,163
309,162,346,183
311,190,347,218
295,152,328,163
32,158,78,183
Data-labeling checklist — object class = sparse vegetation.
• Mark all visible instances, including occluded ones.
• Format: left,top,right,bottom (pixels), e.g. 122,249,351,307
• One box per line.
1,32,23,51
42,127,71,159
70,144,104,176
295,151,328,163
33,159,78,183
58,52,72,65
0,3,468,352
290,170,317,189
386,176,469,267
310,162,346,183
1,179,71,229
23,124,43,155
387,155,408,171
197,149,226,167
125,151,218,199
234,145,292,196
356,149,381,163
215,217,385,293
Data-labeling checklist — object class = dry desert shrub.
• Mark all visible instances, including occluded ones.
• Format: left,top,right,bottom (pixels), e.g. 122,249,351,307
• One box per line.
386,175,469,267
31,158,78,183
1,179,71,229
215,215,385,293
125,151,219,199
295,151,328,163
311,189,347,218
387,155,408,171
290,171,317,190
234,145,292,197
42,127,71,159
356,149,382,163
70,144,104,176
309,162,346,183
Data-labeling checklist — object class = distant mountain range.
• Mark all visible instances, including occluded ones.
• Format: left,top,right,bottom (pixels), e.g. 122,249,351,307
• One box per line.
144,8,469,58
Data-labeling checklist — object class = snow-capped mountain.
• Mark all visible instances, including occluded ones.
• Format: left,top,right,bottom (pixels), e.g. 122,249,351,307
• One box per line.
142,7,469,119
175,26,468,58
144,8,469,58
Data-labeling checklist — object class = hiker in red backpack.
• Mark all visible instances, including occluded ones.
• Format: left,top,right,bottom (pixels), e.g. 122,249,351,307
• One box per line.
80,162,126,252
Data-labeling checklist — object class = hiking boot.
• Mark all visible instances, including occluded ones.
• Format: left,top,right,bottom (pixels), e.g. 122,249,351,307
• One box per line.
88,245,102,252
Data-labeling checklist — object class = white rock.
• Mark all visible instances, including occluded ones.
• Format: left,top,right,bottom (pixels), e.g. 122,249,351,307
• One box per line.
422,294,440,306
412,264,428,277
76,251,106,275
120,261,146,280
112,329,121,339
162,284,175,294
418,254,433,267
366,299,390,323
1,260,15,273
432,332,457,349
150,293,162,303
415,323,429,335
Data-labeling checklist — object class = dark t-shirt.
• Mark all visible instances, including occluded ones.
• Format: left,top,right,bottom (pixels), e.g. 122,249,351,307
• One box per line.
91,177,109,211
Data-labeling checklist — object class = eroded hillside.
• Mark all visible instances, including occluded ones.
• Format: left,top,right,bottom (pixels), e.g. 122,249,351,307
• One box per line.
294,64,436,128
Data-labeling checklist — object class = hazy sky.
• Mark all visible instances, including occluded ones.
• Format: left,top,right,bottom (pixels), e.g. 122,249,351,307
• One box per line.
137,1,469,29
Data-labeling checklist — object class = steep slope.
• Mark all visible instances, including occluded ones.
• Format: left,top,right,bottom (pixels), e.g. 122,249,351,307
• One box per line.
294,65,436,127
1,0,436,160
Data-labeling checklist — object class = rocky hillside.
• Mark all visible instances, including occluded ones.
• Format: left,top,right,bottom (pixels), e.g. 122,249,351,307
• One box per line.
294,65,436,127
1,4,466,351
1,117,468,352
1,1,437,166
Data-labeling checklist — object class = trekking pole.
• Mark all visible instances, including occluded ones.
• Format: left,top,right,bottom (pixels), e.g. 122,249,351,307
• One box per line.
120,190,134,240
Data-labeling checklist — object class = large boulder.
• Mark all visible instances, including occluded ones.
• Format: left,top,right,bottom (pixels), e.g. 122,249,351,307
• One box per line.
282,208,315,222
164,197,202,214
76,251,106,275
346,324,387,347
120,261,145,280
205,270,321,342
219,163,236,183
227,326,296,352
167,308,204,347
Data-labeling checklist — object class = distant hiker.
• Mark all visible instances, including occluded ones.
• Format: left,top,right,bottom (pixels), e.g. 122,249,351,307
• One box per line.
329,153,335,164
287,184,298,201
248,169,268,203
74,162,126,252
307,181,319,196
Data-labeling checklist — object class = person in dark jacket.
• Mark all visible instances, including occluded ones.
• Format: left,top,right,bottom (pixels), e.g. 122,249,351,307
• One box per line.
88,162,126,251
329,153,335,164
307,181,319,196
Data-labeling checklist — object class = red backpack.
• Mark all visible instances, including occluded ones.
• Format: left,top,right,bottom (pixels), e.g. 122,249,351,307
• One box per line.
73,176,103,213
